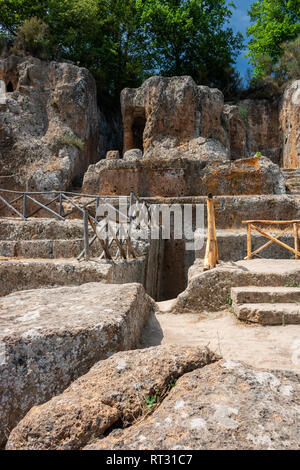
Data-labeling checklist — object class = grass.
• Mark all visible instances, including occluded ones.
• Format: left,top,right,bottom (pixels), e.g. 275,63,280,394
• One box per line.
145,394,157,410
285,281,300,287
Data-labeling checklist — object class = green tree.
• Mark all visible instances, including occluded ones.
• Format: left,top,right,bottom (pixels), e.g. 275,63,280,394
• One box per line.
0,0,244,103
247,0,300,78
137,0,243,91
255,34,300,86
0,0,144,104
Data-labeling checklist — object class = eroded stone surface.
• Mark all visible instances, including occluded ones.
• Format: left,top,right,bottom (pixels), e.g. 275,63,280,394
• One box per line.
83,156,285,197
85,360,300,450
0,56,121,192
280,80,300,169
121,76,228,158
0,257,150,297
6,345,218,450
176,259,300,313
0,282,154,447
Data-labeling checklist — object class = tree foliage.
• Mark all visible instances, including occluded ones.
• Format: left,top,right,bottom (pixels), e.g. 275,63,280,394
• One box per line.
137,0,243,91
255,34,300,86
247,0,300,78
0,0,244,105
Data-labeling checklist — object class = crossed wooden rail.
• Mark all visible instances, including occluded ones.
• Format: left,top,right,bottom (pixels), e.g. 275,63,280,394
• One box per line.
242,220,300,260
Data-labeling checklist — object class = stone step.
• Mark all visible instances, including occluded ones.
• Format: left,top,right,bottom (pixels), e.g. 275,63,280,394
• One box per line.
231,286,300,304
233,302,300,325
0,239,103,259
281,168,300,174
0,218,88,240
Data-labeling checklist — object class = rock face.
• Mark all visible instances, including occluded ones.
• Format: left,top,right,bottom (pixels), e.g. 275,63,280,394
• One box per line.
84,360,300,450
222,105,247,160
120,76,284,165
280,80,300,169
0,282,154,447
240,99,281,164
0,56,120,191
83,156,285,197
6,345,219,450
121,76,229,159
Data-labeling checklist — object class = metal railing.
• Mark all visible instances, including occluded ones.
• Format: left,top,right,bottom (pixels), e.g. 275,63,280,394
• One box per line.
0,189,152,262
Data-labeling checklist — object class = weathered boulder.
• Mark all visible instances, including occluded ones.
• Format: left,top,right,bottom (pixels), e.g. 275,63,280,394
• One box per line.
280,80,300,169
84,360,300,450
123,148,143,161
121,76,228,159
83,156,285,197
0,55,120,191
5,345,218,450
0,282,154,447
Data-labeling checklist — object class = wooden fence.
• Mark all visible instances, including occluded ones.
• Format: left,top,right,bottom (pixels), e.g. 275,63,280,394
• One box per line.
242,219,300,260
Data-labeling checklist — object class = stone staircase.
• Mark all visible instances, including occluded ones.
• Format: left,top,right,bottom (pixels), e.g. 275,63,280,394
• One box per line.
282,168,300,195
231,286,300,325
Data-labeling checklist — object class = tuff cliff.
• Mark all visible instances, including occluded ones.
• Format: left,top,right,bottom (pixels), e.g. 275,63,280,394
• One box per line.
0,56,120,192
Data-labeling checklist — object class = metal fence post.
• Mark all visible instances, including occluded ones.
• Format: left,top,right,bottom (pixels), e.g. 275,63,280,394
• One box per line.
23,194,27,219
59,193,63,216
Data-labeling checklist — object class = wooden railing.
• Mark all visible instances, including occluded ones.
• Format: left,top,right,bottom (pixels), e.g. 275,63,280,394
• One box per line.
242,220,300,260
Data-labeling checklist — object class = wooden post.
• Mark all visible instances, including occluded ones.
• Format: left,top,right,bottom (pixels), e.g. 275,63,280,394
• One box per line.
204,194,218,270
211,197,218,263
83,209,89,260
247,223,252,259
294,223,299,260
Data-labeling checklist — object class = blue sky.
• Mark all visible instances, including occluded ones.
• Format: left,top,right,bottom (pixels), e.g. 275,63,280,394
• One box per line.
229,0,253,81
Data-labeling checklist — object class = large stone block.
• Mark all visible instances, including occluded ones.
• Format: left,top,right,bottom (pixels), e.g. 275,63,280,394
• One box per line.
0,282,155,447
6,345,218,450
84,360,300,450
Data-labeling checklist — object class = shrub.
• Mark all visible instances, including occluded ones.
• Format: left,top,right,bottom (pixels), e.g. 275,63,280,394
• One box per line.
12,17,51,59
238,105,248,124
55,135,85,151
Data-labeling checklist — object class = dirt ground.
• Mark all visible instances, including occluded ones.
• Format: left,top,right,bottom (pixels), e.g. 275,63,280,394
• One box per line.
141,300,300,373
